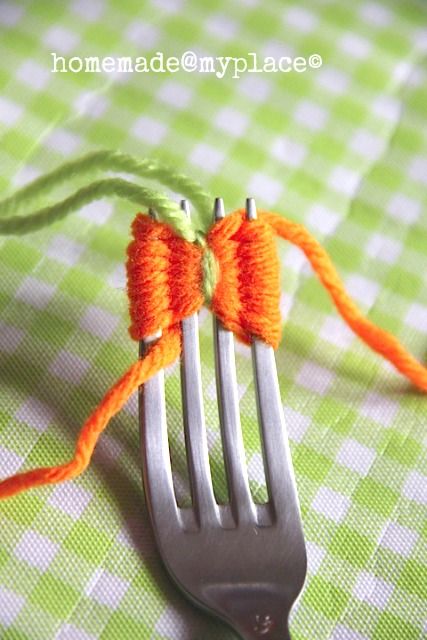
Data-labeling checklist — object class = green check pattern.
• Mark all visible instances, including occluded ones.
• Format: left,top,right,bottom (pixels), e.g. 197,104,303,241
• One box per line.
0,0,426,638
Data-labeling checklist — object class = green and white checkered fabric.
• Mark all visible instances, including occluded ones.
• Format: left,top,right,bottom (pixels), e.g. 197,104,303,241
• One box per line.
0,0,426,638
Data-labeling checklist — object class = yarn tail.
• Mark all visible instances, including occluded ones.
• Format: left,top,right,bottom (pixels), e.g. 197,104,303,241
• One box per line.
0,328,181,500
263,211,427,393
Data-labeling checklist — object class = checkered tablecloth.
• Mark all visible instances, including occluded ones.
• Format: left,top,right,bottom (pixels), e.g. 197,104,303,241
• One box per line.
0,0,426,638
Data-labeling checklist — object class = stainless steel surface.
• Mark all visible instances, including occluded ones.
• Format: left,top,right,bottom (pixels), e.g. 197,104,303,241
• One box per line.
139,199,307,640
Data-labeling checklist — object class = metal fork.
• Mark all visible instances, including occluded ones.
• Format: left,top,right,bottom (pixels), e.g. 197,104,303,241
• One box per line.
139,198,306,639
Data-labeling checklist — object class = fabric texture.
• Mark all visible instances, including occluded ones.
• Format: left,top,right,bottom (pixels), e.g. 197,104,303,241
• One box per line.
0,1,426,639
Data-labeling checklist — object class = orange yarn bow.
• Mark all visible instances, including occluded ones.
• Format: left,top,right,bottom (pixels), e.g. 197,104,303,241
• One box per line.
1,208,427,500
127,210,281,348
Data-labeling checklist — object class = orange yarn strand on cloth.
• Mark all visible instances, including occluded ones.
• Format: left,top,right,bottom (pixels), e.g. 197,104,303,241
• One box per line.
0,328,181,499
262,211,427,393
1,208,426,501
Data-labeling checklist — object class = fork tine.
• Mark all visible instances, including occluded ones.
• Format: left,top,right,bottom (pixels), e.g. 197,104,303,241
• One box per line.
180,200,219,527
251,340,301,520
139,347,181,533
139,207,181,532
213,198,255,526
247,198,301,522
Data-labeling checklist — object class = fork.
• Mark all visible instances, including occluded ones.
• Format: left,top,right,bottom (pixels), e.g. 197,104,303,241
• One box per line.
139,197,307,639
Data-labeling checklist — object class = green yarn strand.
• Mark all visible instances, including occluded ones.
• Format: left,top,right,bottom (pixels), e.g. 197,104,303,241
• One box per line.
201,247,218,304
0,150,212,235
0,178,197,242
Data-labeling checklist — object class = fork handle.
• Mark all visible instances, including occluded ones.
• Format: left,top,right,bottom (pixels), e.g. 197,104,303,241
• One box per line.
241,628,292,640
239,630,291,640
235,618,291,640
238,626,291,640
217,589,293,639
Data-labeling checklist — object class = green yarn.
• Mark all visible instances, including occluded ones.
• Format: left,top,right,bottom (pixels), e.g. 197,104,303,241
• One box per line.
0,179,197,242
0,150,213,239
201,247,218,304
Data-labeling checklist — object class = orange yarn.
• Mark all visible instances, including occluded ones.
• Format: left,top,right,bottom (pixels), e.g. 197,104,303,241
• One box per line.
1,208,426,501
127,211,282,347
0,328,181,499
127,214,203,339
262,211,427,392
208,211,281,348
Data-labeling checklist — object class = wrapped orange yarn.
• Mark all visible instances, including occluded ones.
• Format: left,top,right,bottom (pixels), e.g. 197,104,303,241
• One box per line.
127,210,281,348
